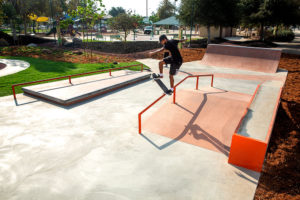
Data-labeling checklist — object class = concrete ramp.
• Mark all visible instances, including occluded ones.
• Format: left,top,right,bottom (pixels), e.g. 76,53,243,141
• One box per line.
200,44,281,73
22,70,151,106
143,88,251,155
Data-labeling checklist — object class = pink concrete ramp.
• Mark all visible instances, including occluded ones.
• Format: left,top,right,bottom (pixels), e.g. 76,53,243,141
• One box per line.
143,88,251,155
200,44,281,73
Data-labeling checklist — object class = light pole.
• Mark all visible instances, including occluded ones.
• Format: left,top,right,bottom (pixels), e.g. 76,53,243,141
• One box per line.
146,0,148,17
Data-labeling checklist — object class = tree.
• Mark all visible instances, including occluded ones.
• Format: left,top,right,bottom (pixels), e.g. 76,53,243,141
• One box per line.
157,0,176,20
179,0,240,43
109,13,137,42
240,0,300,40
108,6,125,17
130,13,144,28
149,11,159,23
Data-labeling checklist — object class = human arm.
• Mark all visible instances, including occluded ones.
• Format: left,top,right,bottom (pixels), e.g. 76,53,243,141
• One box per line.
148,47,164,57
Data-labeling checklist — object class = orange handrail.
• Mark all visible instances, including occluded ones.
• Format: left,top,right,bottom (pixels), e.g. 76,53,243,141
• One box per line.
138,74,214,134
173,74,214,104
12,64,143,101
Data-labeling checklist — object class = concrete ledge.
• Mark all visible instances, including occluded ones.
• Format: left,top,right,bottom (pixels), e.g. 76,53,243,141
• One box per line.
22,70,151,106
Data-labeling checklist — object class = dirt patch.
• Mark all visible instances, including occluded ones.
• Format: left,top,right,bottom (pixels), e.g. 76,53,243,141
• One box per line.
0,63,6,70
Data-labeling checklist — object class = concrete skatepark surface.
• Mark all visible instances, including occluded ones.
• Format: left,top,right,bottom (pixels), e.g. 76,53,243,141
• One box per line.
0,72,261,200
0,59,30,77
0,46,287,199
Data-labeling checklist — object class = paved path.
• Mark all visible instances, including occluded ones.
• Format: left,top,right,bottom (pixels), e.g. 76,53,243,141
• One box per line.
0,59,30,77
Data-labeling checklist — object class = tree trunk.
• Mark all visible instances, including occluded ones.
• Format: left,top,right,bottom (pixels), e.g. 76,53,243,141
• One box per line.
219,25,223,38
259,22,264,41
23,15,27,35
207,25,211,44
274,25,278,37
124,30,127,42
10,19,17,44
56,20,62,46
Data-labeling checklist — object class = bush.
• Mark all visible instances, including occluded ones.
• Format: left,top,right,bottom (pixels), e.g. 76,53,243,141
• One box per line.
0,38,9,46
267,29,295,42
0,31,13,45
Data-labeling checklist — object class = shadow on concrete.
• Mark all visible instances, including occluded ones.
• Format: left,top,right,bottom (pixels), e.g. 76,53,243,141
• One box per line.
141,90,231,156
235,109,253,138
14,98,39,106
232,165,260,183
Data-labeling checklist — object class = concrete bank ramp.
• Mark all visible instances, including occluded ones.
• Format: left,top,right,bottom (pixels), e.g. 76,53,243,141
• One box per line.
22,70,151,106
143,87,252,155
200,44,281,73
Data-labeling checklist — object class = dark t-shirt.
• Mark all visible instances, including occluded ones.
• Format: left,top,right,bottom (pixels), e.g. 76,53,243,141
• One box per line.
164,39,182,62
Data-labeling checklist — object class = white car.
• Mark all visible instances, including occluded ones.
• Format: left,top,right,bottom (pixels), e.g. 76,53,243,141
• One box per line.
144,26,153,34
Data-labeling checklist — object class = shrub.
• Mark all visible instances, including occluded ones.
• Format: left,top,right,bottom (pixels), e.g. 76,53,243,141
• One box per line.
267,29,295,42
0,38,9,47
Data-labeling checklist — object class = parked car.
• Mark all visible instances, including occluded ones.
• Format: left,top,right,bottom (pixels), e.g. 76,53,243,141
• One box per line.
144,26,153,34
100,26,107,33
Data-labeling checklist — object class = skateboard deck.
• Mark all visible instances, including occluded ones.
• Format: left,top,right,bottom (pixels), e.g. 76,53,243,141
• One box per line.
152,73,169,94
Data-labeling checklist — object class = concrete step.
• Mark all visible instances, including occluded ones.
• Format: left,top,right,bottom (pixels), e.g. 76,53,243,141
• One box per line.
22,70,151,106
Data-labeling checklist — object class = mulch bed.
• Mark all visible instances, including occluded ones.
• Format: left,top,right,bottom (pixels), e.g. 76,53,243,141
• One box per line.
150,48,205,62
0,63,6,70
0,46,134,64
254,53,300,200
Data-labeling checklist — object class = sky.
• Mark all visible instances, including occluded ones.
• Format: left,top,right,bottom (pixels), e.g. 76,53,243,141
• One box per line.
101,0,180,17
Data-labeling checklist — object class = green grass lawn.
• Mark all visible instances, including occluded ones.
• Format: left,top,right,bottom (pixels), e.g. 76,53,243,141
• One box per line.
0,56,148,97
0,29,11,34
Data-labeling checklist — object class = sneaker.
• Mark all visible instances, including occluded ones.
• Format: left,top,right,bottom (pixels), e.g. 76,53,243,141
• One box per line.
165,89,173,95
153,73,163,79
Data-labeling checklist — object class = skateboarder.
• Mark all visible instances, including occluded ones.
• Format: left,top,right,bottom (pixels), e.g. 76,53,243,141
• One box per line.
149,35,185,95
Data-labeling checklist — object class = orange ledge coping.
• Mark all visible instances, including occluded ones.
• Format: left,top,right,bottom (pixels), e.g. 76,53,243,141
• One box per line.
228,87,283,172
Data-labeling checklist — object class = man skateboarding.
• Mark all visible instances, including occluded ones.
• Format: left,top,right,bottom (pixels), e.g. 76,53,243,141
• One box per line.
149,35,185,95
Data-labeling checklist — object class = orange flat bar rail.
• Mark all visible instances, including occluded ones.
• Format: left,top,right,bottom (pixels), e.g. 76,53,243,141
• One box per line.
138,74,214,134
12,64,143,101
138,94,166,134
173,74,214,104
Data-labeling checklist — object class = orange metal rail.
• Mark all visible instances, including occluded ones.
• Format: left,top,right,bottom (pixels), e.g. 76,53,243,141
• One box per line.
173,74,214,104
12,64,143,101
138,74,214,134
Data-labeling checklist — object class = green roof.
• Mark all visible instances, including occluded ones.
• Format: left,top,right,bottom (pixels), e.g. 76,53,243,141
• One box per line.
154,16,180,26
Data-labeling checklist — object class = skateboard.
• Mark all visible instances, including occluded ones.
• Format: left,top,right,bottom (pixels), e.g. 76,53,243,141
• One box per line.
152,73,170,94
